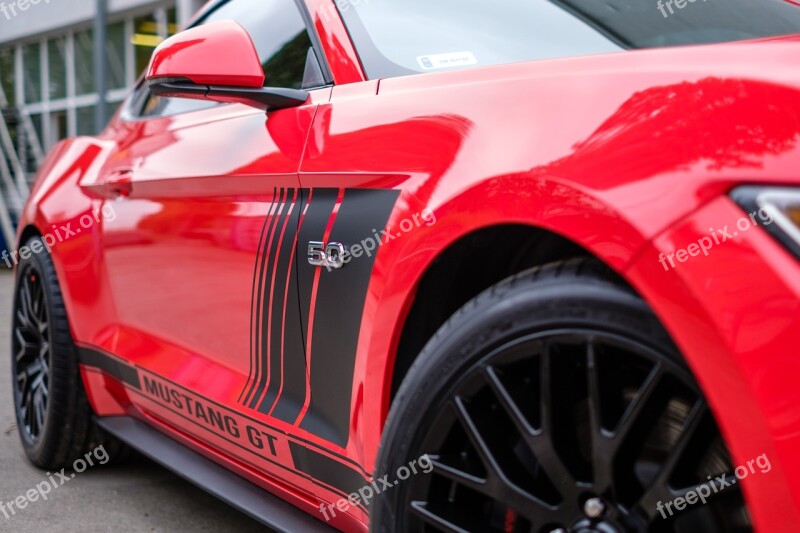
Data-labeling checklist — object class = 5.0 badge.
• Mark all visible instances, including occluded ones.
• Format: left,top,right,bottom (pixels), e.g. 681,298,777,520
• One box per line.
307,241,347,270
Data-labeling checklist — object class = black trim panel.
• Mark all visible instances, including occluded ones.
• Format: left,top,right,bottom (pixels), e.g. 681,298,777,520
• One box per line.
78,348,141,389
289,442,368,504
96,416,336,533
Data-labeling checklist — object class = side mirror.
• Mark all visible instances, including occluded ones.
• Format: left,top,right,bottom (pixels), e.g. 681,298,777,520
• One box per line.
145,20,309,112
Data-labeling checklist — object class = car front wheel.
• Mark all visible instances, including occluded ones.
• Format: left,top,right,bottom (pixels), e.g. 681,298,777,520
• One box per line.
11,237,127,469
372,259,750,533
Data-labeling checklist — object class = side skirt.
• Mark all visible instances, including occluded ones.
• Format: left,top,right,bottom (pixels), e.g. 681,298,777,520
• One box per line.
95,416,336,533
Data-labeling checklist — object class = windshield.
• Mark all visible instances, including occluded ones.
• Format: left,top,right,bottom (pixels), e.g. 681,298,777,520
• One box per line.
338,0,800,79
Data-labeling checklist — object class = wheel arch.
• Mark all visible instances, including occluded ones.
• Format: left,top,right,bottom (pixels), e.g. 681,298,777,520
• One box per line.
388,223,632,400
17,224,43,252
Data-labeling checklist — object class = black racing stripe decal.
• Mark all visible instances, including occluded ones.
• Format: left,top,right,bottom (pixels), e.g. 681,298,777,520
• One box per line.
295,189,339,341
298,189,401,447
258,188,301,416
289,441,369,504
78,347,140,389
239,187,278,403
78,346,371,500
248,188,291,409
266,189,312,423
275,188,339,425
243,188,284,406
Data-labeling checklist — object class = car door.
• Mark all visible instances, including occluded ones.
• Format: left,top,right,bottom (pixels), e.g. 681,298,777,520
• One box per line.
94,0,330,478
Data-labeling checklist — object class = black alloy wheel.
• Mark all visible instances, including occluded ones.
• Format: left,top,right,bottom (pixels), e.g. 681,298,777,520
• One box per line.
11,236,128,469
372,259,751,533
12,264,51,442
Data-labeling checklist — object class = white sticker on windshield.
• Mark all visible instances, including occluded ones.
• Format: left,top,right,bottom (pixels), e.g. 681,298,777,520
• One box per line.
417,52,478,70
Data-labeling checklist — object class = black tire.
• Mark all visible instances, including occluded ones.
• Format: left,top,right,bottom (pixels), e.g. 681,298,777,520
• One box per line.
11,238,129,470
371,259,750,532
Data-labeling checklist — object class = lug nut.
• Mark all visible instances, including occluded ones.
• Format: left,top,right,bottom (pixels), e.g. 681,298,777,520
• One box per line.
584,497,606,518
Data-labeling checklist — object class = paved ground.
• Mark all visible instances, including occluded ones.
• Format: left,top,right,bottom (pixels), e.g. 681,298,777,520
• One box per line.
0,267,267,532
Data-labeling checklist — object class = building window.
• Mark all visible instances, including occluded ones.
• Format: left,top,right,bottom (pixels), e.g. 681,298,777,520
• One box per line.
2,1,178,149
74,29,95,96
49,110,67,147
75,106,97,136
22,42,41,103
29,113,43,142
0,47,14,105
47,37,67,101
107,21,126,91
167,7,179,36
133,13,161,77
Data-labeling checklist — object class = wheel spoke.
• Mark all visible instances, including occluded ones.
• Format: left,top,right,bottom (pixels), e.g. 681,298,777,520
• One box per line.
16,307,32,333
26,358,43,379
25,388,35,434
14,329,37,363
612,362,663,445
33,279,44,318
22,278,39,328
451,396,556,521
39,340,50,361
409,501,472,533
586,340,602,435
636,401,708,518
428,455,490,495
452,396,501,482
30,369,45,393
16,370,28,396
485,366,577,490
586,339,615,492
34,389,45,434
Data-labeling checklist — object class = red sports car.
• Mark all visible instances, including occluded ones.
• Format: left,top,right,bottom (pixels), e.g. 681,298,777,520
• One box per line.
10,0,800,531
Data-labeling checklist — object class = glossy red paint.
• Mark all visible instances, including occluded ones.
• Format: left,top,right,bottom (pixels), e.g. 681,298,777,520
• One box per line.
147,20,265,87
14,3,800,531
626,198,800,531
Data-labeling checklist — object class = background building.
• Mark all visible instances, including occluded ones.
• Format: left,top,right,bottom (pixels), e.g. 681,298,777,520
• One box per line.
0,0,204,251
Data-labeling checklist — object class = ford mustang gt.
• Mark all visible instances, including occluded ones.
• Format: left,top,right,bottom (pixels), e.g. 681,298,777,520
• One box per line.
10,0,800,531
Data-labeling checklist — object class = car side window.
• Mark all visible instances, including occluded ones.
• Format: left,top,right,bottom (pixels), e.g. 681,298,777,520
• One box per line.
138,0,324,118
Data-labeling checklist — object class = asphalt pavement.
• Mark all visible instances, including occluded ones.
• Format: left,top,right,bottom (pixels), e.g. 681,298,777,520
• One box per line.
0,267,268,532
